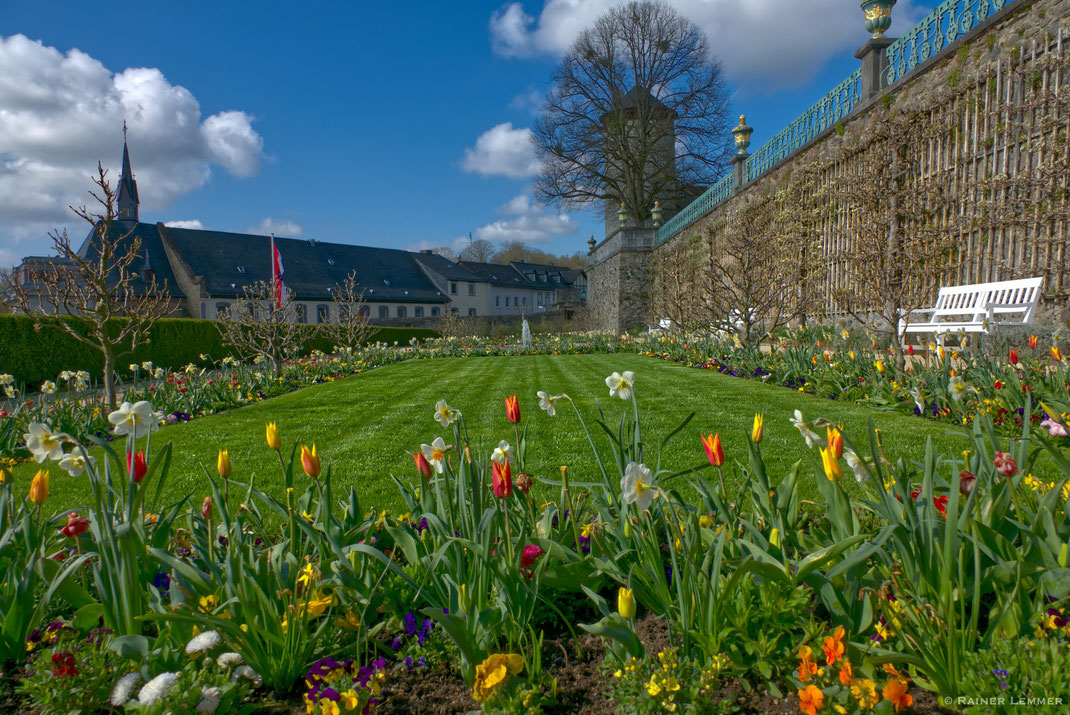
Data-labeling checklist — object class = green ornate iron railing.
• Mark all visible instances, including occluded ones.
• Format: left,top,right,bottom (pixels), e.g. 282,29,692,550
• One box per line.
886,0,1013,86
655,174,733,242
657,0,1019,244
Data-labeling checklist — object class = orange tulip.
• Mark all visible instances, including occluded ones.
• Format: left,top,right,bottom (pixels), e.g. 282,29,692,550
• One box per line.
827,426,843,459
301,443,321,479
701,433,724,467
414,450,433,479
492,457,512,498
1009,349,1019,365
1053,346,1064,362
504,394,521,424
1029,334,1038,349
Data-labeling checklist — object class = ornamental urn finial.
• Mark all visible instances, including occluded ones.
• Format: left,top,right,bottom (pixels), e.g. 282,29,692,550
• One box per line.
860,0,896,39
587,235,596,251
618,202,629,228
731,115,753,155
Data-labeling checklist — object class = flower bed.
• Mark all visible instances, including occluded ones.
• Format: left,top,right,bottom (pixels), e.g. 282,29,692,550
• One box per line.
1,365,1068,713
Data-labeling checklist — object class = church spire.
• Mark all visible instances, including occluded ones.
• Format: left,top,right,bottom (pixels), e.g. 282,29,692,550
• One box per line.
117,123,139,226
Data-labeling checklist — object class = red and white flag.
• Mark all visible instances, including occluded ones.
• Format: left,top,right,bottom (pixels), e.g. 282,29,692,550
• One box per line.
270,234,286,308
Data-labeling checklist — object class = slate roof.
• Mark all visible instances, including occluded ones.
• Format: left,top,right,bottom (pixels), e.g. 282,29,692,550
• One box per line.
456,261,537,289
74,221,182,298
412,252,481,281
160,226,447,303
509,261,585,288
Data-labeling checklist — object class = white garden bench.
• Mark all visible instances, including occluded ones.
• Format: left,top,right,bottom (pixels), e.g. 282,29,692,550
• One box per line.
899,277,1044,344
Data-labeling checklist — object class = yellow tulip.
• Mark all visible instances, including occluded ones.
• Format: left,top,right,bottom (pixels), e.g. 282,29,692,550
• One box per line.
266,422,281,451
826,426,844,459
820,447,842,482
0,467,10,485
217,449,231,479
617,587,636,619
769,528,780,548
752,413,764,444
874,360,885,374
29,469,49,504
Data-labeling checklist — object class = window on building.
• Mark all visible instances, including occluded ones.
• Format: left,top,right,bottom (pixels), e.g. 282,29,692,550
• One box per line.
397,306,407,318
468,308,476,316
521,296,526,306
296,304,307,323
451,307,459,314
338,304,350,321
317,304,330,323
505,297,509,307
450,282,457,294
495,296,500,307
414,306,424,317
215,302,229,318
200,303,206,319
468,283,475,296
431,307,440,316
378,305,388,319
537,292,544,307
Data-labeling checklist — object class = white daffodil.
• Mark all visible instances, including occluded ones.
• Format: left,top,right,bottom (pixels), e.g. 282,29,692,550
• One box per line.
40,381,57,395
420,437,448,474
108,401,164,439
911,386,926,414
621,461,656,511
605,371,636,400
491,440,512,465
58,451,95,477
141,361,153,371
24,423,68,463
154,368,165,379
0,374,13,386
844,449,868,484
59,370,73,381
790,410,820,448
948,375,967,402
129,364,139,374
433,399,460,428
4,387,15,399
537,391,566,417
184,364,198,375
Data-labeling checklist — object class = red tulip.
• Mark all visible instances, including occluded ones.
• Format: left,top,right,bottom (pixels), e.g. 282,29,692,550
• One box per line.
504,394,521,424
907,344,915,356
201,496,214,520
959,470,977,495
1009,349,1019,365
127,450,147,483
993,451,1017,478
60,512,90,538
492,457,513,498
414,450,433,480
1029,334,1038,349
701,433,724,467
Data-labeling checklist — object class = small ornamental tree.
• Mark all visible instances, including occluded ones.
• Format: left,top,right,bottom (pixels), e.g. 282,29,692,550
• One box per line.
2,163,172,406
215,281,312,375
327,271,372,351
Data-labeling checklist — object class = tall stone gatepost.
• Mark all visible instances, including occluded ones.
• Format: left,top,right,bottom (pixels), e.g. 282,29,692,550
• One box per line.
587,227,657,333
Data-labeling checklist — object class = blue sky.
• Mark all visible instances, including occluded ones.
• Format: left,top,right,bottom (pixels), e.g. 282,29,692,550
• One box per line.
0,0,939,266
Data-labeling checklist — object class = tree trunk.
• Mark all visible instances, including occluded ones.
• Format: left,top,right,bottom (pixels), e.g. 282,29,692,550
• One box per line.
102,348,117,408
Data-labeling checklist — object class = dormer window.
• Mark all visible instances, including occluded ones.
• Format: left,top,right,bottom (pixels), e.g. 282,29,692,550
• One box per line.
236,266,247,274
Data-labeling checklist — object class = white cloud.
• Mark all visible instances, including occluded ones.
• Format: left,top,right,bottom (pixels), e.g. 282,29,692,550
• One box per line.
247,217,303,237
163,219,204,229
0,34,264,259
509,86,544,114
489,0,930,90
474,193,577,244
461,122,541,179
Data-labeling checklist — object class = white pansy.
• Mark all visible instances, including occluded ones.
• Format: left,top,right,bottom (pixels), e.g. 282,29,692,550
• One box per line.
137,672,179,705
491,440,512,465
621,461,656,511
790,410,820,448
433,399,460,428
605,371,635,400
58,451,95,477
108,401,164,438
40,381,57,395
185,629,222,655
109,672,143,707
420,437,448,474
24,423,68,463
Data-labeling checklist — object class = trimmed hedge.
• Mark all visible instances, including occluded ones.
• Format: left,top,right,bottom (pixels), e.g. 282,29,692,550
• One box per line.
0,315,438,387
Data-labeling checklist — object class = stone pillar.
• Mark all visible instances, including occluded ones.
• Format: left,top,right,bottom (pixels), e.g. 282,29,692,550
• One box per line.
731,153,748,193
587,228,657,333
855,36,895,99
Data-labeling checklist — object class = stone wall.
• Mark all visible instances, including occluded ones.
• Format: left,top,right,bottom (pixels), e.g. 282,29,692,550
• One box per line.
590,0,1070,333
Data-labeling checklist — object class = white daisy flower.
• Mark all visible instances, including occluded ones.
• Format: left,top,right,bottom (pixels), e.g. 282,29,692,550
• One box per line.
196,686,222,713
185,630,222,655
232,665,262,688
216,652,243,669
109,672,143,707
138,672,179,705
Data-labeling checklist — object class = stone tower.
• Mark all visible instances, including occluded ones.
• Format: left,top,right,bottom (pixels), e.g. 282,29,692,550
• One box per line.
589,87,679,333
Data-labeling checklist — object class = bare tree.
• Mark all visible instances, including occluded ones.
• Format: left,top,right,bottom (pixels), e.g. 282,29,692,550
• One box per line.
327,271,372,350
651,232,704,330
700,186,814,344
2,164,172,406
215,281,312,376
458,239,497,264
533,0,731,223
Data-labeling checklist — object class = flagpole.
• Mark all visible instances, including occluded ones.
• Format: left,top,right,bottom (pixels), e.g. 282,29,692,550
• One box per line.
270,232,276,308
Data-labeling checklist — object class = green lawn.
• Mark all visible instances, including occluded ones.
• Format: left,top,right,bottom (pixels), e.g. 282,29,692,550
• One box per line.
16,353,989,518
